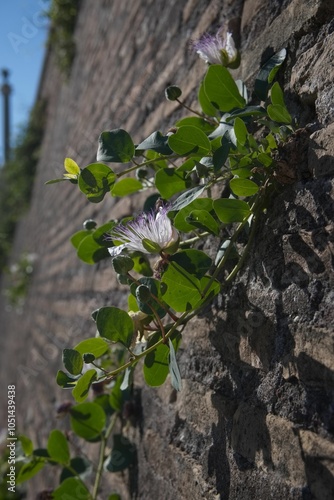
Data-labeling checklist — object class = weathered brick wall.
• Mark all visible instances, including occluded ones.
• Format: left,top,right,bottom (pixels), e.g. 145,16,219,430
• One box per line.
1,0,333,498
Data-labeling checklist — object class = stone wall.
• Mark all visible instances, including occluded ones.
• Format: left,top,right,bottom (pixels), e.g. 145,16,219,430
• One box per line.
0,0,333,498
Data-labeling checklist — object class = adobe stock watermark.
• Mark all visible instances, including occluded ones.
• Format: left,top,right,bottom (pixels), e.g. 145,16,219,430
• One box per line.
7,0,49,55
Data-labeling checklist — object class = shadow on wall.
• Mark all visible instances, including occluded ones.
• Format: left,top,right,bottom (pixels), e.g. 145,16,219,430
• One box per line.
205,171,334,498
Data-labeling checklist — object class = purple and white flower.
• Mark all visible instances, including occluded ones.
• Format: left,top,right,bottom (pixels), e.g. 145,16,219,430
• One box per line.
192,28,238,67
108,205,179,257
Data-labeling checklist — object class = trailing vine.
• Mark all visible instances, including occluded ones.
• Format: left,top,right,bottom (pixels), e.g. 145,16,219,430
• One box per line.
14,28,295,498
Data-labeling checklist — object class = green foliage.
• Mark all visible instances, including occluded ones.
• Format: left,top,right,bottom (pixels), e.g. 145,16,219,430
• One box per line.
46,0,81,77
36,42,296,498
0,101,46,274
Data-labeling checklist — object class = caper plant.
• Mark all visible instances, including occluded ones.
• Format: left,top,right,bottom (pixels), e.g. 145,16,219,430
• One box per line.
16,28,294,498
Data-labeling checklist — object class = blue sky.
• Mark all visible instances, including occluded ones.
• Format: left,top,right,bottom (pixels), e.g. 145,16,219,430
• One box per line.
0,0,49,163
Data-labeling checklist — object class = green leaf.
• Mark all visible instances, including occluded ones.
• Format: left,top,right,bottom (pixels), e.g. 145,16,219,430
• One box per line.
233,117,248,146
63,349,83,376
105,434,136,472
70,402,106,441
76,234,110,264
56,370,78,389
96,306,134,347
109,376,124,412
47,430,70,465
161,262,202,312
155,168,190,199
70,230,91,250
168,126,211,156
72,369,97,403
78,163,116,203
143,331,182,386
130,277,166,317
267,103,292,124
131,251,153,277
92,221,115,245
204,65,246,112
229,178,259,197
64,157,80,175
198,80,218,116
112,254,134,275
169,249,212,278
213,198,251,223
168,339,182,391
52,477,91,500
45,177,70,184
16,459,45,484
186,209,220,235
18,434,33,456
270,81,285,107
136,131,173,155
257,152,273,167
111,178,142,197
170,185,206,211
174,198,213,232
175,116,215,134
226,106,266,121
97,129,135,162
254,48,287,100
213,137,230,172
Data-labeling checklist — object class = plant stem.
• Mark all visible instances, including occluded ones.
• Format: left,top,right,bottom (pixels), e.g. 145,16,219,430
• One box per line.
117,154,179,178
176,98,217,125
92,412,118,499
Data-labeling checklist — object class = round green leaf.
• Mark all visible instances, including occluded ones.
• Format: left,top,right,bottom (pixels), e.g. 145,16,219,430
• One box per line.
161,263,202,312
56,370,77,389
70,229,92,250
64,157,80,175
18,434,33,456
76,234,110,264
233,117,248,146
70,402,106,441
213,198,251,223
186,209,220,235
254,48,287,100
267,103,292,124
72,369,97,403
47,430,70,465
111,178,142,197
203,65,246,112
198,80,218,116
63,349,83,376
229,178,259,197
16,460,45,484
174,198,213,232
96,306,134,347
175,116,215,134
97,129,135,163
78,163,116,203
155,168,190,199
52,477,91,500
143,331,182,387
74,338,109,358
136,131,173,155
169,249,212,279
168,126,211,156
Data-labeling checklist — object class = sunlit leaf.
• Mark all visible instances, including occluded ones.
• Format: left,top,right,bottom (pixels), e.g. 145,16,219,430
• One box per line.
70,402,106,441
72,369,97,403
213,198,251,223
97,129,135,163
